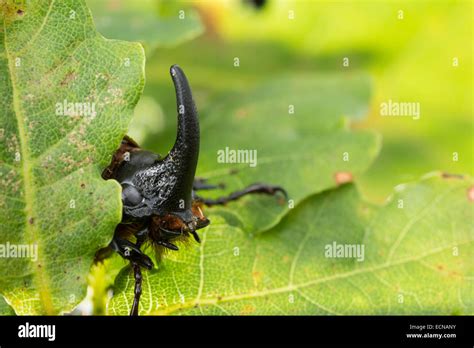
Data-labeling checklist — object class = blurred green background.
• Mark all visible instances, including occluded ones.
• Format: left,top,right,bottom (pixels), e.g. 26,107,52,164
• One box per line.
88,0,472,203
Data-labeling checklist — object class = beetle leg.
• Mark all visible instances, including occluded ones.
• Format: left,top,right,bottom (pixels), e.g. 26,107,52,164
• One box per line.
110,236,154,270
135,227,149,248
156,240,179,251
110,229,151,316
193,178,225,191
158,224,182,237
130,262,142,316
194,183,287,206
189,229,201,243
157,225,182,250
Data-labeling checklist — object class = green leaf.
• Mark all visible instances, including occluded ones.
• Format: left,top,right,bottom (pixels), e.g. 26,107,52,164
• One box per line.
196,73,380,233
0,295,15,315
0,0,145,314
88,256,125,315
87,0,204,52
108,173,473,315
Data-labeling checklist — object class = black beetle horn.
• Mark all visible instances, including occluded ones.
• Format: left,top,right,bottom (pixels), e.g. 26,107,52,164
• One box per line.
165,65,200,212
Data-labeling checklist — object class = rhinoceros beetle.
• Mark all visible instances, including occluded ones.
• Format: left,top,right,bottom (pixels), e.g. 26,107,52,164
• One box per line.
99,65,286,316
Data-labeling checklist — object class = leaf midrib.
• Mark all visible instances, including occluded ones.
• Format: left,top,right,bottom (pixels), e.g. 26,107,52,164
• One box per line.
3,20,54,314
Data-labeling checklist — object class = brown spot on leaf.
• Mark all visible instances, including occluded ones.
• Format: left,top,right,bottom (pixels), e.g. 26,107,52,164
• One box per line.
240,304,256,315
334,171,353,185
437,264,444,271
442,172,464,179
235,108,249,119
80,183,86,189
1,3,24,22
60,70,77,87
468,186,474,202
449,271,461,277
28,217,34,225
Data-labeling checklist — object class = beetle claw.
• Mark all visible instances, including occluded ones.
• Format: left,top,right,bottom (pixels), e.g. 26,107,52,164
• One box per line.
157,240,179,251
190,230,201,243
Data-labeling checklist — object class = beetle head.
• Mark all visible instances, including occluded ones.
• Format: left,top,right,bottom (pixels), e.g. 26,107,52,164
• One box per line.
150,201,210,245
125,65,209,239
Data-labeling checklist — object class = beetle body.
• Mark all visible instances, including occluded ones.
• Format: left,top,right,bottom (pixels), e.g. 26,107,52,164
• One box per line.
100,65,286,315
